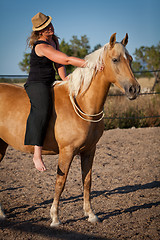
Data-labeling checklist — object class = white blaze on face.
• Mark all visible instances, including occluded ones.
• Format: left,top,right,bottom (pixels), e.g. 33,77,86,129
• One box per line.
123,52,127,59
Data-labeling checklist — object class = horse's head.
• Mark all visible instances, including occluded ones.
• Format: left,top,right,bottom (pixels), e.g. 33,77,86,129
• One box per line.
104,33,140,100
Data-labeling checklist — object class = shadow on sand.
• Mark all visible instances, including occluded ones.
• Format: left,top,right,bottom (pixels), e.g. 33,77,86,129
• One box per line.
1,180,159,238
0,219,109,240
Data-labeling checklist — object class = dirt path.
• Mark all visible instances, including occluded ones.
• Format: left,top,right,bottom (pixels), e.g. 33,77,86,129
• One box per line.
0,127,160,240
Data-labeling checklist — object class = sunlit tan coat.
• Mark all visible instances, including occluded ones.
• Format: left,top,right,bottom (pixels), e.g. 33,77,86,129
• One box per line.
0,33,140,226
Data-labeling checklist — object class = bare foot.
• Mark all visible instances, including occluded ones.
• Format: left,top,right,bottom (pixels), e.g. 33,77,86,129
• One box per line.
33,157,46,172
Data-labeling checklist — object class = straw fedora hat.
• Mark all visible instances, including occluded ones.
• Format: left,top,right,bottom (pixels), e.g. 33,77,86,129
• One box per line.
32,12,52,31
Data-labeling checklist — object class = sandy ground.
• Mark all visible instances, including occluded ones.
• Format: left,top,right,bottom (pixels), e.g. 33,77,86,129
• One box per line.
0,127,160,240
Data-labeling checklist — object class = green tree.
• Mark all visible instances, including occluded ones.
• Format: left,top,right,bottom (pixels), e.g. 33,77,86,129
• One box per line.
59,39,74,75
133,42,160,90
92,44,102,52
19,53,30,73
69,35,90,58
59,35,91,75
59,39,72,56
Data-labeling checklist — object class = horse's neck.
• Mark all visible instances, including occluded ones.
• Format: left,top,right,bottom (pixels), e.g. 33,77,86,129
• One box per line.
77,71,111,114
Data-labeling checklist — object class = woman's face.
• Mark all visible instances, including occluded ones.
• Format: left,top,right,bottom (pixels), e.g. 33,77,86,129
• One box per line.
40,23,54,37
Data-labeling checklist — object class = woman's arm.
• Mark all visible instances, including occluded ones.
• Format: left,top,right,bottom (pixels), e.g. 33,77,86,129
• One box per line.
57,65,67,80
35,44,85,67
53,40,67,80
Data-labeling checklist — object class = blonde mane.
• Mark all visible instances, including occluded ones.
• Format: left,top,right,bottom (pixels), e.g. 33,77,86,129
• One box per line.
67,43,109,97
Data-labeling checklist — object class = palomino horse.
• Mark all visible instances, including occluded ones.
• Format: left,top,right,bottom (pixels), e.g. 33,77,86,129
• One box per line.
0,33,140,226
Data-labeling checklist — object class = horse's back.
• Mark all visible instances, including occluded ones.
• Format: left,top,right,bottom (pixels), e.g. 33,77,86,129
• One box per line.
0,83,28,104
0,83,30,119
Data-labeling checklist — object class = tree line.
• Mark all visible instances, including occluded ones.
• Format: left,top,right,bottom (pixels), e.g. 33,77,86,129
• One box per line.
19,35,160,90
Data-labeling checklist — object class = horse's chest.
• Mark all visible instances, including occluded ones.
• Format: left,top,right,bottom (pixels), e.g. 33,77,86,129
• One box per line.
80,124,104,149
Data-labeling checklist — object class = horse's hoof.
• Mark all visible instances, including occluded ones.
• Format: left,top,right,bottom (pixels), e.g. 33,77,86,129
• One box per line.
50,220,61,227
88,214,100,223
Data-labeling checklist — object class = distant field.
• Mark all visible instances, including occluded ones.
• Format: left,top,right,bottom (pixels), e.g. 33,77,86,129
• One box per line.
137,77,154,90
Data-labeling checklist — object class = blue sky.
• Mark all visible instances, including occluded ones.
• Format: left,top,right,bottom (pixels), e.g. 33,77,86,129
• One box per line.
0,0,160,75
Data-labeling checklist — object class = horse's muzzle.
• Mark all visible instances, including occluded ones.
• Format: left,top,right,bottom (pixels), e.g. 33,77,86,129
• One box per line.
125,83,141,100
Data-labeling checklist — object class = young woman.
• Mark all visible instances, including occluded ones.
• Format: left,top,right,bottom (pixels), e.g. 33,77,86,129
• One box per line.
24,12,87,172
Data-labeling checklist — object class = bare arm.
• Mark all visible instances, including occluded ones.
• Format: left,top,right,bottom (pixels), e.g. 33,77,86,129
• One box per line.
35,44,85,67
57,65,67,80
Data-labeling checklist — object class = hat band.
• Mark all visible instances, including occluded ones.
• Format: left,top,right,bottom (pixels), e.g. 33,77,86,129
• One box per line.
35,16,49,29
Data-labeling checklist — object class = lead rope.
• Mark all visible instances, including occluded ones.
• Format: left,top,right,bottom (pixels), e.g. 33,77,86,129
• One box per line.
69,94,105,123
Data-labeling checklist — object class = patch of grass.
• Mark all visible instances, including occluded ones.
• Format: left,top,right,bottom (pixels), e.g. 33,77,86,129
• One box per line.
104,94,160,129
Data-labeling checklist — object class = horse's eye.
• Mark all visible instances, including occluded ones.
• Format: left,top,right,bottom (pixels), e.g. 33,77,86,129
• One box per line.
112,58,118,63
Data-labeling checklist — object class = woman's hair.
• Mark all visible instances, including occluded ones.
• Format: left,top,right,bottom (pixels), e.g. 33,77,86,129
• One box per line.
27,31,59,49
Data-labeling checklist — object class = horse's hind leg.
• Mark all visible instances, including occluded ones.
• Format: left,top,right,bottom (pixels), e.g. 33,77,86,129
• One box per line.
80,147,99,223
0,138,8,162
0,139,8,220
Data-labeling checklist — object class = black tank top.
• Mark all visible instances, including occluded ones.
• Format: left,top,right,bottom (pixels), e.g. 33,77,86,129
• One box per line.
26,40,56,86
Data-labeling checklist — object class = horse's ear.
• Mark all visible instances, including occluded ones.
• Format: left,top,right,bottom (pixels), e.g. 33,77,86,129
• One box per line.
109,33,116,48
121,33,128,47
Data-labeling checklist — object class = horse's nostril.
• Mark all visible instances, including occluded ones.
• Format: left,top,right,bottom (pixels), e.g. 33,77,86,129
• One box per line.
138,84,141,94
125,83,140,100
129,86,135,94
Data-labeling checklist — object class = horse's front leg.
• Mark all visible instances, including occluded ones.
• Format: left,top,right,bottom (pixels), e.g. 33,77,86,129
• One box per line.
80,147,99,223
0,204,6,220
50,146,74,227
